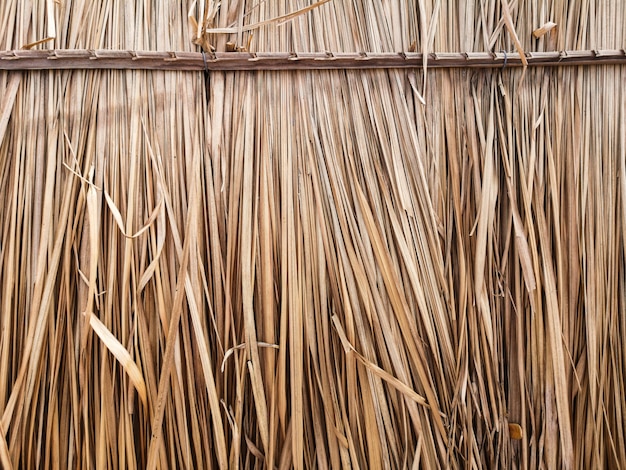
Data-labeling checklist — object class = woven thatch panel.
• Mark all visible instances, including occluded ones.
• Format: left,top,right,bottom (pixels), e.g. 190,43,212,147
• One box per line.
0,1,625,468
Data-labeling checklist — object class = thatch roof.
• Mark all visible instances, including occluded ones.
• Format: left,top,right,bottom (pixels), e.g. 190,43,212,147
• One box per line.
0,0,625,468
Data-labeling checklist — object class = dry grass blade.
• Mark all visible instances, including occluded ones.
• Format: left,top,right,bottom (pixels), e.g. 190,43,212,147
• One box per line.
200,0,331,34
500,0,528,66
0,424,12,470
332,315,429,407
86,313,148,408
0,73,20,146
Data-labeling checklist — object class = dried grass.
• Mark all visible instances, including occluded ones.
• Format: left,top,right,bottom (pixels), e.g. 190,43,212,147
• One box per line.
1,0,625,468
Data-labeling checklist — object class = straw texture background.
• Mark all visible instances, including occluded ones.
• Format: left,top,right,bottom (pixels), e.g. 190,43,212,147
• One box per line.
0,0,625,468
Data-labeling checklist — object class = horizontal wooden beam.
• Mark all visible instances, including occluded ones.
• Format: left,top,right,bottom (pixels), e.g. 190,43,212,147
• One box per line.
1,49,625,71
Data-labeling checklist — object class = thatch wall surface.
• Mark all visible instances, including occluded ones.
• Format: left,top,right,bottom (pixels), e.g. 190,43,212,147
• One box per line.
0,1,625,468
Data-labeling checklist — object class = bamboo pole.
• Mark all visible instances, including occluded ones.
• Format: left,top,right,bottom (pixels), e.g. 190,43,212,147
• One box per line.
0,49,625,71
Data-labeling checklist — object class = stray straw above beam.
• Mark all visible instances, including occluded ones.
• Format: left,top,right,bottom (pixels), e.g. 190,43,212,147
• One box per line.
0,49,625,70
